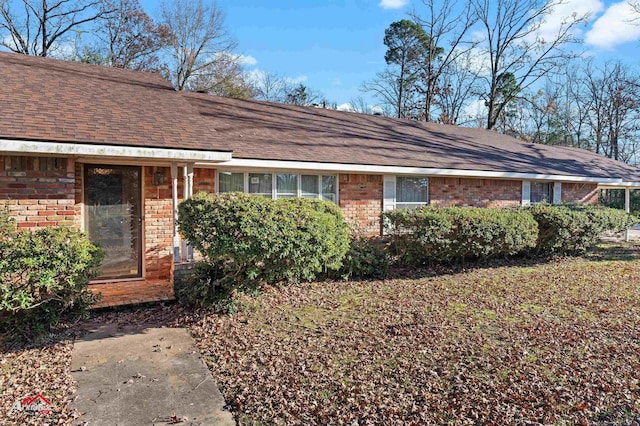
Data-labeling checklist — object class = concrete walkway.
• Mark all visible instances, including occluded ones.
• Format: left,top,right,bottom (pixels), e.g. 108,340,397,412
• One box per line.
71,324,234,426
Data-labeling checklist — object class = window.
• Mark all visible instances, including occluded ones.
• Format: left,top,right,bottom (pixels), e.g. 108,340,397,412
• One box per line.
321,175,336,203
218,172,244,193
396,176,429,209
276,173,298,198
218,171,338,203
301,175,319,198
248,173,272,197
530,182,552,204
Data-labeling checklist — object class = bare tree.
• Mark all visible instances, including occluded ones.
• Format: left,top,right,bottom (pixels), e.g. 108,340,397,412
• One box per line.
347,96,372,114
435,49,481,124
189,52,255,99
361,68,413,118
160,0,236,91
411,0,478,122
581,60,640,162
82,0,171,71
252,71,289,102
0,0,109,56
471,0,589,130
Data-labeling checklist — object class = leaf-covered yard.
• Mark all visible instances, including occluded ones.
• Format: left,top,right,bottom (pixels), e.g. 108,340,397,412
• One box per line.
3,245,640,424
191,247,640,425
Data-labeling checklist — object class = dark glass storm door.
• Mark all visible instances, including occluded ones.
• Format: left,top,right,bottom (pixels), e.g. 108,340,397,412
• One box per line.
85,165,142,280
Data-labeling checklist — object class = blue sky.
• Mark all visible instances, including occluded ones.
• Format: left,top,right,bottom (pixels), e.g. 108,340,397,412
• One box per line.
141,0,640,108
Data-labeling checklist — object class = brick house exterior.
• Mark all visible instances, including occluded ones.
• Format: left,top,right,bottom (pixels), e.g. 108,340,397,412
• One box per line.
1,53,638,306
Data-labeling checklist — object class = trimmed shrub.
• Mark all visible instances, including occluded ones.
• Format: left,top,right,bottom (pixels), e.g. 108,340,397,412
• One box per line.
384,206,538,266
334,237,389,280
178,192,350,292
0,210,103,337
573,205,637,234
529,204,637,254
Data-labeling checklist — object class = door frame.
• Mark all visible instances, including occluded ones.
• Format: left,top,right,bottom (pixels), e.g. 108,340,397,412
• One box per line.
83,164,144,282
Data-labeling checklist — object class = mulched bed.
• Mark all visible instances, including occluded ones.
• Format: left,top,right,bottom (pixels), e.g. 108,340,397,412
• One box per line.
190,256,640,425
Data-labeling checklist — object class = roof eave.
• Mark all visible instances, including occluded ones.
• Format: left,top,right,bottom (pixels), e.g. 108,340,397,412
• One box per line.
0,138,232,163
208,158,634,185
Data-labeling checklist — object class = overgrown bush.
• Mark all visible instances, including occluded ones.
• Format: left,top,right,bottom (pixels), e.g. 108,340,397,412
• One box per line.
529,204,637,254
384,206,538,266
0,210,103,337
178,193,350,296
334,237,389,280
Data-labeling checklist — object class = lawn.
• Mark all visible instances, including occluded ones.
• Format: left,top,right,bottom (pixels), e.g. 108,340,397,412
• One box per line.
3,244,640,424
190,245,640,425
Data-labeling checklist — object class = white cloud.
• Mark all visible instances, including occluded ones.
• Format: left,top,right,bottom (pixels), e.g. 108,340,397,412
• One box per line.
284,75,308,85
379,0,408,10
585,1,640,49
213,52,258,67
371,105,384,115
533,0,604,43
237,54,257,67
337,103,355,112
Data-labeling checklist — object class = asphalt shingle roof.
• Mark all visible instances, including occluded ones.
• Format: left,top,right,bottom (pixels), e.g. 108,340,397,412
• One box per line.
1,52,639,182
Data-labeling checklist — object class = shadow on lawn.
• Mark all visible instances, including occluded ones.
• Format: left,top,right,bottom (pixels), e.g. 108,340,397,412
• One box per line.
584,242,640,262
383,241,640,282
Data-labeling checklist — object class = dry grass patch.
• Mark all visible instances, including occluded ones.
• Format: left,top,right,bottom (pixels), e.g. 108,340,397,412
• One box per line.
191,254,640,425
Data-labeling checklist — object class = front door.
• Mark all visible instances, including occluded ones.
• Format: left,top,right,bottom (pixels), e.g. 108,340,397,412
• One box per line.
85,165,142,280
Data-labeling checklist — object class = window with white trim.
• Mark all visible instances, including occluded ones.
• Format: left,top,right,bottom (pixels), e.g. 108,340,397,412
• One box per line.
396,176,429,209
217,171,338,203
530,182,553,204
218,172,244,193
301,175,319,198
248,173,272,197
321,175,336,203
276,173,298,198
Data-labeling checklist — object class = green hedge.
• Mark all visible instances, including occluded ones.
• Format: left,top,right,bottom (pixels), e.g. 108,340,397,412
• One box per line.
384,206,538,266
529,204,637,254
334,237,389,280
0,210,103,337
178,192,350,297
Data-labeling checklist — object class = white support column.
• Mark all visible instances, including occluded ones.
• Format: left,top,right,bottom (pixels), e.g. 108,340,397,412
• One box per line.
626,188,631,242
185,163,195,261
171,163,180,263
186,163,194,198
553,182,562,205
521,181,531,206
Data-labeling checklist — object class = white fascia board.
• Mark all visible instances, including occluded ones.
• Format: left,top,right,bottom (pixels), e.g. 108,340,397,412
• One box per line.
600,182,640,188
0,139,232,163
210,158,628,184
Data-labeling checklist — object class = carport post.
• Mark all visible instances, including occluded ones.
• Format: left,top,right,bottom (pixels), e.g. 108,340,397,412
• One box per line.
625,188,631,242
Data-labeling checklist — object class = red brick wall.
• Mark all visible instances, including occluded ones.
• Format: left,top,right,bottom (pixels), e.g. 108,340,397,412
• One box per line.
1,156,79,229
429,177,522,208
562,183,599,205
339,173,383,236
194,168,215,193
142,166,215,280
143,166,174,281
